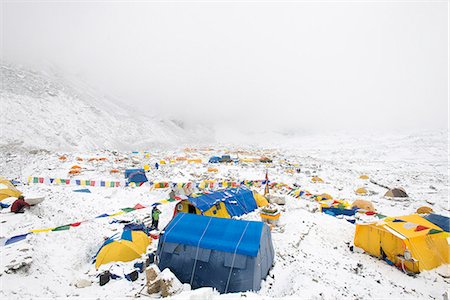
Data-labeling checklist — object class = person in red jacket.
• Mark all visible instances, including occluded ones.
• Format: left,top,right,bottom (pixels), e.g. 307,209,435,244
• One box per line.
11,195,30,213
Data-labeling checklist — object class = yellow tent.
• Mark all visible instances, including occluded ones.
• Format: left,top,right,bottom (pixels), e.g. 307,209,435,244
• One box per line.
143,164,150,171
95,231,150,269
187,159,202,164
175,200,231,218
352,199,375,211
0,177,22,201
159,160,166,165
319,199,351,209
359,175,369,180
316,193,333,201
207,167,218,173
311,176,324,183
354,214,449,272
355,187,368,195
174,190,266,219
416,206,433,214
241,158,255,163
253,192,269,207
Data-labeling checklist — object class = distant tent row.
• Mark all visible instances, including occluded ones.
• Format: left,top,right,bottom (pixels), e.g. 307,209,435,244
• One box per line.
319,198,377,223
174,187,268,219
354,214,449,273
157,213,274,293
209,155,233,163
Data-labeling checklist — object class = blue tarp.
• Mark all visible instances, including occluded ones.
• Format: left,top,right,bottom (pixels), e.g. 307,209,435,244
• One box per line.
125,169,148,183
121,230,133,241
123,223,151,234
162,213,263,257
188,188,257,217
96,213,110,218
0,202,10,208
73,189,91,193
5,233,30,246
322,207,357,217
424,214,450,232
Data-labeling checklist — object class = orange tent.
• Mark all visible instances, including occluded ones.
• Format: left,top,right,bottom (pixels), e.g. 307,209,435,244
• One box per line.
69,170,80,175
59,155,67,161
110,169,120,174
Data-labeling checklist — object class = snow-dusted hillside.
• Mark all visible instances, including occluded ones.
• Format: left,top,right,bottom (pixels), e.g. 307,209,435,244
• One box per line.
0,63,212,151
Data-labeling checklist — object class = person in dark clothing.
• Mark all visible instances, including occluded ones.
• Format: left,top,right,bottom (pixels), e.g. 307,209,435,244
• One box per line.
151,206,161,230
11,195,30,213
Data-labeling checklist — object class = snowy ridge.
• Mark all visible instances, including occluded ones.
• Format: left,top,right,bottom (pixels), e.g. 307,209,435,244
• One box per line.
0,63,212,151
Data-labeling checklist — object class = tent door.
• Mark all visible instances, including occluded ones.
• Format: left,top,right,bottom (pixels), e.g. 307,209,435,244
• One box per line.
188,205,196,214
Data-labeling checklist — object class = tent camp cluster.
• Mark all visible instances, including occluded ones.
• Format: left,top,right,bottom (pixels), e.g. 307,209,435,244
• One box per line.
89,187,275,294
1,147,449,298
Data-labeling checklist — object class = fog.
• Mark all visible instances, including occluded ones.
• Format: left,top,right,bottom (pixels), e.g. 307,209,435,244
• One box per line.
2,1,448,133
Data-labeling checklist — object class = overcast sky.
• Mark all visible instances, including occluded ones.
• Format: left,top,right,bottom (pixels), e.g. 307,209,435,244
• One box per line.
2,1,448,133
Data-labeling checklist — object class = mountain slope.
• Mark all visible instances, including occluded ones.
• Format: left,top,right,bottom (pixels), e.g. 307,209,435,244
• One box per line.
0,63,210,151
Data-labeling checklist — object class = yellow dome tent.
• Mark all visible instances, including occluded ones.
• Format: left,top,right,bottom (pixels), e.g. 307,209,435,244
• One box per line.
316,193,333,201
359,175,369,180
416,206,433,214
355,187,368,195
0,177,22,201
95,230,151,269
352,199,375,212
311,176,324,183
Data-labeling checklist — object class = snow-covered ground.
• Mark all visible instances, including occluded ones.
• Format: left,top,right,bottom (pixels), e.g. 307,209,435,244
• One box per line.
0,130,448,299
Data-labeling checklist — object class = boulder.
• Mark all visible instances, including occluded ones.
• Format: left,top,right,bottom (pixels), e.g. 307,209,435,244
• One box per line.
158,268,183,297
146,265,161,294
75,279,92,288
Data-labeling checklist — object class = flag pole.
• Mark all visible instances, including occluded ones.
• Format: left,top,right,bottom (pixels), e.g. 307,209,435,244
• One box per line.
264,169,269,196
